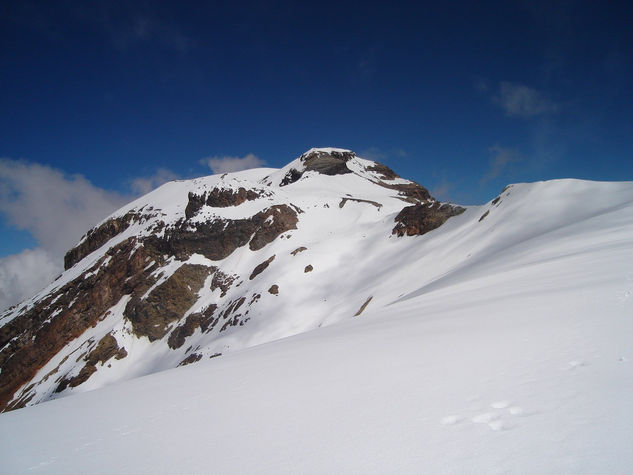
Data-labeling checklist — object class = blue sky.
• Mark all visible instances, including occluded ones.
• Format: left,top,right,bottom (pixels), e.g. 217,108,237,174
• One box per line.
1,1,632,308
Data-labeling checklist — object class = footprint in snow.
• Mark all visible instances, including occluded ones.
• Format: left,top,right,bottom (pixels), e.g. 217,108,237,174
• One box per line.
490,400,511,409
567,360,587,370
471,412,499,424
508,406,526,416
472,412,510,431
440,415,463,425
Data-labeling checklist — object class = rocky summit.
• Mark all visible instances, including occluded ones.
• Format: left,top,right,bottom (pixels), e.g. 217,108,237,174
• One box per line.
0,148,464,411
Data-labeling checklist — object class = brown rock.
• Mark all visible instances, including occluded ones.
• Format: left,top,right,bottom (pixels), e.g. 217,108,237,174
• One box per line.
56,333,127,391
178,353,203,367
64,211,139,270
249,255,275,280
125,264,214,341
0,237,161,411
304,265,313,273
167,304,218,350
185,187,265,218
392,203,466,237
268,285,279,295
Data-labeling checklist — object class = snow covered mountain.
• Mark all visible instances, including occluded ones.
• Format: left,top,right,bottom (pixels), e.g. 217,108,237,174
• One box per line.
1,148,632,473
0,147,463,411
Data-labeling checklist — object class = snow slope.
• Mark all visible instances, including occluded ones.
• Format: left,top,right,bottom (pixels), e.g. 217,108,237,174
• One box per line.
1,178,632,473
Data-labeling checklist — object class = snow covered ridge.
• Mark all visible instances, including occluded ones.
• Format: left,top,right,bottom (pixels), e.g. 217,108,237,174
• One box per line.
1,177,633,474
0,148,631,420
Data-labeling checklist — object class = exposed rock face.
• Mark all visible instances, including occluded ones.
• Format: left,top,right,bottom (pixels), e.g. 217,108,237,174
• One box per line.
302,149,354,175
125,264,214,341
149,205,298,261
354,296,373,316
167,305,218,350
0,237,162,410
380,182,433,204
249,255,275,280
185,187,265,218
280,149,354,186
268,285,279,295
56,334,127,391
366,163,398,180
392,203,465,237
291,246,307,256
64,212,139,270
178,353,203,366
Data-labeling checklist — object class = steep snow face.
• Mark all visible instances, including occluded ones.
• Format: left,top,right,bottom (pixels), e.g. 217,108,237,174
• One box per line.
1,177,632,474
0,148,454,410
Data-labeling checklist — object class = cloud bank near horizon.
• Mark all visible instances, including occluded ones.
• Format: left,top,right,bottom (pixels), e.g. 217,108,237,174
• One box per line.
0,159,180,311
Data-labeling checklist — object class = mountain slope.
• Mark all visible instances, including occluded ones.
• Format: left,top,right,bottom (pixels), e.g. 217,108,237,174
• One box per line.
0,148,463,410
1,175,632,473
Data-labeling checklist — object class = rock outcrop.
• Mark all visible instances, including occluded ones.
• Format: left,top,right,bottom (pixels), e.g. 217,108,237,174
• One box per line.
281,149,354,186
64,211,140,270
392,203,465,237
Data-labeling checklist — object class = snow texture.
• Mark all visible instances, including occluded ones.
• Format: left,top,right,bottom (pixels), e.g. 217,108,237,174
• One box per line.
0,152,632,473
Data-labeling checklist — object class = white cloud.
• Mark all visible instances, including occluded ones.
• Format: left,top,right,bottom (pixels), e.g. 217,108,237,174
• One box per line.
0,159,180,310
430,179,456,202
0,248,59,311
493,82,559,118
129,168,180,195
200,154,266,174
0,159,129,257
481,145,522,185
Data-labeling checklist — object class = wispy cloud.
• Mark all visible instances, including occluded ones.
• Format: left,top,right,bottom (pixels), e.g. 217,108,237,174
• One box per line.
493,82,558,118
481,145,523,185
200,154,266,174
0,160,129,256
430,179,457,202
129,168,180,195
0,249,59,311
359,147,408,162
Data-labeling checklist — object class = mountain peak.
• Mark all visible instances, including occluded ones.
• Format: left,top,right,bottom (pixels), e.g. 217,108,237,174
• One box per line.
0,147,466,411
